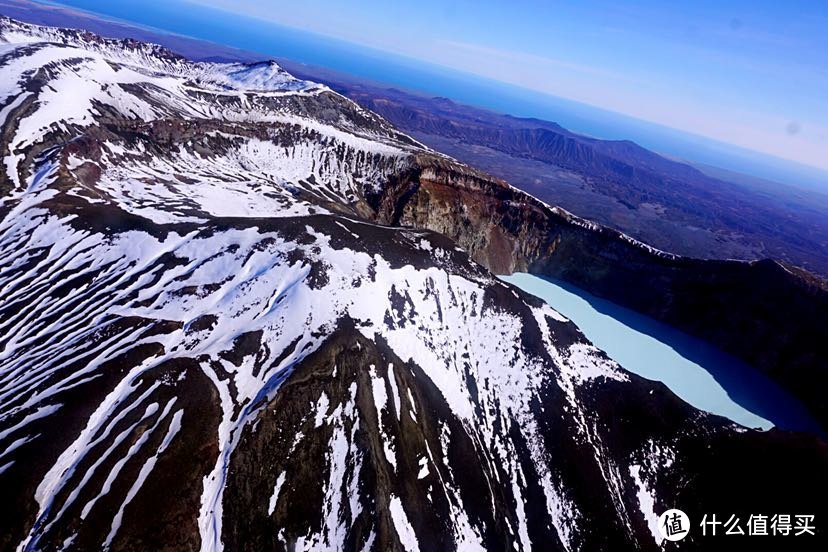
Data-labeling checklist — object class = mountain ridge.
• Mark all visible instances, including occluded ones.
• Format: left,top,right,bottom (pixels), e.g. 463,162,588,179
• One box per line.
322,82,828,277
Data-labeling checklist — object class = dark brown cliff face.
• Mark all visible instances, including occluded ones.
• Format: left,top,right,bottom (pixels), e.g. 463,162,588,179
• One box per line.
325,83,828,278
361,155,828,433
366,156,563,275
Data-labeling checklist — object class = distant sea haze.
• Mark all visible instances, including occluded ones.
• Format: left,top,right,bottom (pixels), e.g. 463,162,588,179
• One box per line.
33,0,828,192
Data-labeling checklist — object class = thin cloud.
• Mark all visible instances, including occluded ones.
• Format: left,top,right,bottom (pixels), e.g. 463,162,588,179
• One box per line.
436,39,637,83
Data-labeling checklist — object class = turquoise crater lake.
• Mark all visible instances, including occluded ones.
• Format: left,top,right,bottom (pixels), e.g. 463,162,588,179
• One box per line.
502,273,822,434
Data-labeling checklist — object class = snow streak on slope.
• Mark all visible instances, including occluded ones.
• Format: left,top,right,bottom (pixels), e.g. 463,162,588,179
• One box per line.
0,17,418,213
0,17,317,94
1,185,632,551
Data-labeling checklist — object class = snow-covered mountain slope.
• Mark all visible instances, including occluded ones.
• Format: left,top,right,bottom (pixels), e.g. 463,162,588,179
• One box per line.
1,17,826,552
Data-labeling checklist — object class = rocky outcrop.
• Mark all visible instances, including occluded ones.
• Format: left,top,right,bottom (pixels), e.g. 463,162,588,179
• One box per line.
322,80,828,278
366,156,828,433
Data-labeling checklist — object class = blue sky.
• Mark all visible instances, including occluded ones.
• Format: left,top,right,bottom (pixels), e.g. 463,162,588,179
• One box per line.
181,0,828,171
41,0,828,171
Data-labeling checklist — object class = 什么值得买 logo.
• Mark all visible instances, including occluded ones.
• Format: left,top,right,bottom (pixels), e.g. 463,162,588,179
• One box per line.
658,509,690,542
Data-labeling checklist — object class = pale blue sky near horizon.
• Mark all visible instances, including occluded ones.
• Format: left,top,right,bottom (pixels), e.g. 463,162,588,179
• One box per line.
30,0,828,173
191,0,828,173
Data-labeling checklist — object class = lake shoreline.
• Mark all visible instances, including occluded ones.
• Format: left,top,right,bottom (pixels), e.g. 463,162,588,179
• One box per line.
502,272,823,436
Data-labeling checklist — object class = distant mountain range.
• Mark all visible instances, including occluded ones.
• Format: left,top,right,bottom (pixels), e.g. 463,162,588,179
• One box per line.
312,80,828,279
7,1,828,277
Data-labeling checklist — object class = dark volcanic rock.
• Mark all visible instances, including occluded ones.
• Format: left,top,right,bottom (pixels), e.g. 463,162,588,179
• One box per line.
365,155,828,434
326,81,828,278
